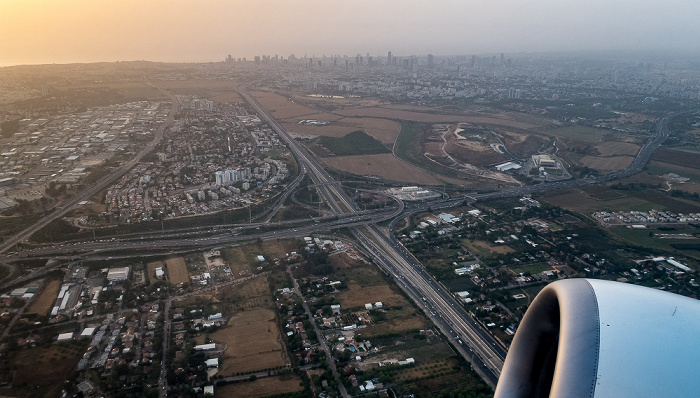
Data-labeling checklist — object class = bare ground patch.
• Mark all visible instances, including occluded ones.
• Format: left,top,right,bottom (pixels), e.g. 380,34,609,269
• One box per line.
210,308,287,375
251,91,318,119
25,279,60,316
594,142,640,157
580,155,634,172
215,374,304,397
164,257,189,284
337,284,407,309
322,153,441,185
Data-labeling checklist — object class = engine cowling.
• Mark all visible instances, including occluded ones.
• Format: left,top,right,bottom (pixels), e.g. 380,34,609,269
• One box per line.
495,278,700,398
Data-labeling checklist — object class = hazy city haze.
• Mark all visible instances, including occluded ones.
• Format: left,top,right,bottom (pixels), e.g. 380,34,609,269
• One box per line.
1,0,699,66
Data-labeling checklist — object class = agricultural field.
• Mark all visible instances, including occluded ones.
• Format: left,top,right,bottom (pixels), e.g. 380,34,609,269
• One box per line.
164,257,189,284
215,374,304,397
609,226,700,261
463,239,515,258
509,262,554,275
322,153,442,185
156,79,240,101
595,141,640,156
647,161,700,183
6,340,88,398
25,279,60,316
337,284,408,309
251,91,317,119
217,276,273,312
318,130,390,156
283,117,400,143
543,125,610,143
579,155,634,172
335,106,539,129
652,148,700,170
542,188,658,214
210,308,287,375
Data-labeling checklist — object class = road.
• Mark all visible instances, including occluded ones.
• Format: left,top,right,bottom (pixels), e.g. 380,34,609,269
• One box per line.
0,83,179,255
238,87,507,387
0,86,683,391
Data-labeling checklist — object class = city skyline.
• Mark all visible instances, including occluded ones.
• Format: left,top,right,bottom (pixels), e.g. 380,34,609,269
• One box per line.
2,0,700,67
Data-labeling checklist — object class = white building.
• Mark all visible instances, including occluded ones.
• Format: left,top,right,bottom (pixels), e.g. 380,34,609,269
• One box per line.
107,267,130,282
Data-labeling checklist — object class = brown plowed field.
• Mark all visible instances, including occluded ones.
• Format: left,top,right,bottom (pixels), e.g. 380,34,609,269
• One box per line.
653,148,700,170
215,375,304,397
26,280,60,315
210,308,286,375
165,257,189,284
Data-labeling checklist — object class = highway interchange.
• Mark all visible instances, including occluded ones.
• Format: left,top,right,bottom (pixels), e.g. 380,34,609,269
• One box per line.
0,88,683,390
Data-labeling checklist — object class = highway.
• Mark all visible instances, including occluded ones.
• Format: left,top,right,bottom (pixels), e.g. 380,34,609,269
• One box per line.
0,85,685,391
0,83,179,255
237,87,507,387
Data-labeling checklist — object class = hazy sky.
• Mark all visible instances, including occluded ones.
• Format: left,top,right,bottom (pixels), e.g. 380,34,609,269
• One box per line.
1,0,699,66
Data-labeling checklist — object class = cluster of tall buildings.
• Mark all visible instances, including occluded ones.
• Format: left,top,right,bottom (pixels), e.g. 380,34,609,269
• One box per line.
214,167,252,186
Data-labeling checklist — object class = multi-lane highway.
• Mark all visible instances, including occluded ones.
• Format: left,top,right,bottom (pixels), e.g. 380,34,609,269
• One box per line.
238,87,508,387
0,84,179,255
0,84,686,392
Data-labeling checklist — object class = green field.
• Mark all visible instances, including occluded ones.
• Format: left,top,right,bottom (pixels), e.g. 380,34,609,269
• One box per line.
609,226,700,261
319,130,390,156
543,125,610,143
509,262,553,275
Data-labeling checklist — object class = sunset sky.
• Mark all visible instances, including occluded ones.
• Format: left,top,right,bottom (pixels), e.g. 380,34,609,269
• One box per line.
1,0,699,66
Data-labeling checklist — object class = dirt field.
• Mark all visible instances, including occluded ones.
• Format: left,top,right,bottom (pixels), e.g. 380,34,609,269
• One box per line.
544,125,609,143
215,374,304,397
471,240,515,255
322,153,441,185
360,316,428,337
25,279,60,316
164,257,189,284
284,117,400,144
595,142,640,156
222,245,260,277
252,91,318,119
210,308,287,375
337,284,407,309
580,155,634,172
218,276,272,312
543,188,653,214
335,107,539,129
261,240,297,261
146,261,163,283
10,341,87,398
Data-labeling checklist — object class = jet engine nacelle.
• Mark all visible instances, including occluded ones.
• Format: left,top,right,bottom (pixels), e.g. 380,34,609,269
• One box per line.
495,279,700,398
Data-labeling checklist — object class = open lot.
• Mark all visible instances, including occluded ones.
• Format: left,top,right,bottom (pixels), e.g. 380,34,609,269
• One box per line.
251,91,317,119
210,308,287,375
580,155,634,172
337,284,407,309
595,141,640,156
466,239,515,256
322,153,441,185
215,374,304,397
146,260,163,283
164,257,189,284
25,279,60,316
543,125,609,143
8,341,87,398
335,106,539,129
